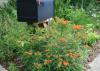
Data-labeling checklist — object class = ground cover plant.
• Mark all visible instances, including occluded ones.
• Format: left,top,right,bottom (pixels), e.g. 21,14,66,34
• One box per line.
0,0,100,71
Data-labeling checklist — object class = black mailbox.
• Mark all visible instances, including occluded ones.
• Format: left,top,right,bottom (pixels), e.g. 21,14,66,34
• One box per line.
17,0,54,22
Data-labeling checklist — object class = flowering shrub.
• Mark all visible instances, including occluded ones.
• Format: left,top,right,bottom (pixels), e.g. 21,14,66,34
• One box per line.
0,0,100,71
0,11,99,71
5,17,92,71
72,25,83,30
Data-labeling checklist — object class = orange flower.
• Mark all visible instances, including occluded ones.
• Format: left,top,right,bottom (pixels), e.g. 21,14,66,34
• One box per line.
55,17,70,25
63,61,69,66
25,50,33,56
44,50,50,52
46,54,52,58
58,61,62,67
44,60,52,64
34,51,42,56
59,38,66,43
46,60,52,63
59,61,62,65
67,52,80,58
72,25,82,30
61,20,70,25
61,20,67,25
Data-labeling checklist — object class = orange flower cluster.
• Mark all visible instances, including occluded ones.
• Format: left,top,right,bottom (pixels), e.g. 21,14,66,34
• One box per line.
58,61,69,67
44,50,50,52
55,17,70,25
63,61,69,66
34,51,42,56
44,60,52,65
72,25,82,30
46,54,52,58
67,52,80,58
59,38,66,43
60,20,70,25
58,61,62,67
25,50,33,56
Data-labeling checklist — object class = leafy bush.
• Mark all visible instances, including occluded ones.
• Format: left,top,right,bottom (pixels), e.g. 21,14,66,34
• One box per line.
0,16,93,71
87,32,100,46
8,63,19,71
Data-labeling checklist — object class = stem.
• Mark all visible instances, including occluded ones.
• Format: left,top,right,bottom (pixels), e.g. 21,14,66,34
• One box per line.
27,22,36,34
61,26,63,36
81,0,84,10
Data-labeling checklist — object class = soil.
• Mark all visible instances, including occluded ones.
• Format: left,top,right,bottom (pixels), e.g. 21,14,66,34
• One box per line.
0,57,24,71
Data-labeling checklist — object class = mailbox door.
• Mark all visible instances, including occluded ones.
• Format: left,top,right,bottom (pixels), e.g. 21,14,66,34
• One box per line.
38,0,54,21
17,0,38,22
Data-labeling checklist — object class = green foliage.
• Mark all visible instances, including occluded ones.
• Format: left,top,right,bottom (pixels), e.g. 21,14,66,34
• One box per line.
0,0,100,71
55,0,99,27
55,0,98,11
8,63,19,71
0,15,93,71
87,32,100,46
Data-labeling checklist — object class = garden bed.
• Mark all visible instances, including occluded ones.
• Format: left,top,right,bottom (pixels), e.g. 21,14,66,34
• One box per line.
0,0,100,71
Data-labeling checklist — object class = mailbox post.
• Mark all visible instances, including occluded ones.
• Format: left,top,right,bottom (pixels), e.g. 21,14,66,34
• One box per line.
17,0,54,23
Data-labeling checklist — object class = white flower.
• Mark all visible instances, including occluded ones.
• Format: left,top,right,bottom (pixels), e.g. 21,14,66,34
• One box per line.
92,13,96,18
